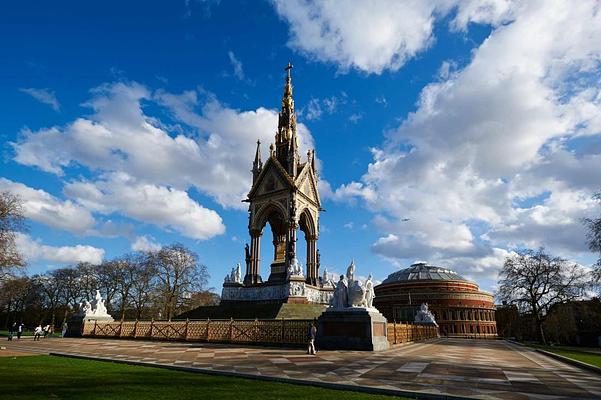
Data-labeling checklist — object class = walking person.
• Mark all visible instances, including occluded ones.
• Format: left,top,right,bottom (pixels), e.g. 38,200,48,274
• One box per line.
33,324,43,341
307,319,318,355
17,322,24,340
8,322,15,341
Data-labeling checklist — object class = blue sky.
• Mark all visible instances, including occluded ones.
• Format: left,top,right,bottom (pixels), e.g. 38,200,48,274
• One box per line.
2,0,600,294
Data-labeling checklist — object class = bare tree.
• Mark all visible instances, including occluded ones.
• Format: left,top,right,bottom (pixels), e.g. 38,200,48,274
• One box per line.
94,261,122,312
76,262,99,301
112,252,145,320
584,191,601,286
129,252,158,320
152,244,208,320
0,276,39,327
33,274,63,327
497,248,587,344
0,191,26,279
52,267,84,325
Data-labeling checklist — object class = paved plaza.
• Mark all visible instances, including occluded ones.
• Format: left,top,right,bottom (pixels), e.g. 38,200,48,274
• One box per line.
3,337,600,399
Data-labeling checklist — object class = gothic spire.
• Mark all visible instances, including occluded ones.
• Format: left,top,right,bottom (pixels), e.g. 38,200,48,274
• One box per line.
252,140,262,182
276,62,298,175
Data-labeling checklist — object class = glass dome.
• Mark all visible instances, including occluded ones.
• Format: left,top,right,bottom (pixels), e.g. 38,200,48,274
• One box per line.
382,262,466,284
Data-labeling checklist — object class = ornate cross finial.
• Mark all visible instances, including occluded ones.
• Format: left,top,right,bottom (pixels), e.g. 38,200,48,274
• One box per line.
285,61,293,76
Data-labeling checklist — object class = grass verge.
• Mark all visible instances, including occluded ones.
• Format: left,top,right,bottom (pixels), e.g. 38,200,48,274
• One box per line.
0,355,403,400
542,348,601,368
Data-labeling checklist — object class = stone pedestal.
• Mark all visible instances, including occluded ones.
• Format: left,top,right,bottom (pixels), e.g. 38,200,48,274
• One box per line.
65,315,114,337
317,309,389,351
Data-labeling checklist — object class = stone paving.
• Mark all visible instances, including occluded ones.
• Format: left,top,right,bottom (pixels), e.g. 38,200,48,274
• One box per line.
3,337,601,399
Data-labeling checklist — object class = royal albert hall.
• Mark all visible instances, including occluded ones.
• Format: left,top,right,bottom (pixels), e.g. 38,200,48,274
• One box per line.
374,263,497,337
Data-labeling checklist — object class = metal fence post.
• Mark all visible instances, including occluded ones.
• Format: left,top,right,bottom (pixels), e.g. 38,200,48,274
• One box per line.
149,318,154,339
184,318,190,340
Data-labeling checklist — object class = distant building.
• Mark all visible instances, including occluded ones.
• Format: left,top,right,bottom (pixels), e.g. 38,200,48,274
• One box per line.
374,263,497,337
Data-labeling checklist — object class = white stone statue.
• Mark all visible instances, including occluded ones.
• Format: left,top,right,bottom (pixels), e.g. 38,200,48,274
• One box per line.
331,275,348,309
75,290,112,320
322,268,335,287
75,300,92,317
93,290,109,316
364,274,375,309
346,259,355,282
329,261,379,311
225,263,242,284
347,279,366,307
414,303,437,325
287,257,304,279
234,263,242,283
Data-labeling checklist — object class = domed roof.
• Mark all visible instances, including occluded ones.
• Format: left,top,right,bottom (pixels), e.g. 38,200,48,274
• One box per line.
382,262,466,284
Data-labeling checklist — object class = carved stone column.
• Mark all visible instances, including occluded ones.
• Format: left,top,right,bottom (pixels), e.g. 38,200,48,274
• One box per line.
305,236,318,286
286,224,297,268
244,230,263,285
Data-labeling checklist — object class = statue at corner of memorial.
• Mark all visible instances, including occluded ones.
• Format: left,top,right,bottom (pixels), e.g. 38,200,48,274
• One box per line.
76,300,92,317
414,303,437,325
346,259,355,282
226,263,243,284
331,275,348,310
234,263,242,283
76,290,112,319
322,268,335,288
329,261,376,311
364,274,375,309
93,290,108,316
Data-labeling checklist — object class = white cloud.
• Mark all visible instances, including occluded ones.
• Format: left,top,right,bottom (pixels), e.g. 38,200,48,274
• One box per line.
228,50,245,80
16,233,104,265
348,113,362,124
272,0,517,74
305,98,322,120
131,235,162,252
0,178,95,234
332,0,601,278
64,173,225,240
301,94,344,121
19,88,60,111
12,81,316,211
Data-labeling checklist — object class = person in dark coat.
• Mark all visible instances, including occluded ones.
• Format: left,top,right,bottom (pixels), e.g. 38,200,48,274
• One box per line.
8,322,16,341
307,319,318,355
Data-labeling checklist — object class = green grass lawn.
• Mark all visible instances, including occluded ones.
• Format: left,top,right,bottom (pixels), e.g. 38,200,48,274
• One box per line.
542,348,601,368
526,343,601,368
0,355,403,400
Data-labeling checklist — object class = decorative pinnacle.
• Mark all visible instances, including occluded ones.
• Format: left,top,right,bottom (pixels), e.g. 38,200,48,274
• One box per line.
283,62,293,98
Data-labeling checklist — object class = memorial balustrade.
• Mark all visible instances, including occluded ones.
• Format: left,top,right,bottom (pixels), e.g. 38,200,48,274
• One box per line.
83,318,439,346
387,322,439,345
